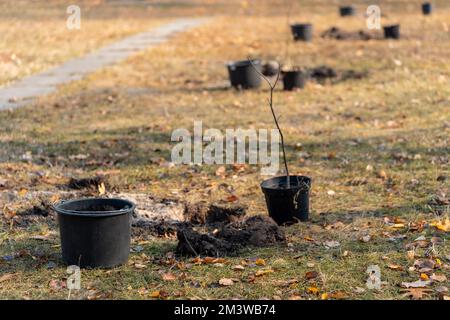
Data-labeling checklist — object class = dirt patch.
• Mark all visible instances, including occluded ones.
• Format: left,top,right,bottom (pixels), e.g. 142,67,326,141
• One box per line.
321,27,376,41
176,215,286,256
68,176,106,190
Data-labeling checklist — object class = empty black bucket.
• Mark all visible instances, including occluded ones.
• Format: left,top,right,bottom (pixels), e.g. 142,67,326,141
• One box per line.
384,25,400,39
261,175,311,225
227,59,262,89
54,198,135,268
422,2,433,15
282,70,307,91
291,23,313,42
340,6,355,16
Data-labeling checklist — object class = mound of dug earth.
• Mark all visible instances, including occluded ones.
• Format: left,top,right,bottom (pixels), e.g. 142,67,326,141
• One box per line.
308,65,368,83
176,215,286,256
321,27,376,40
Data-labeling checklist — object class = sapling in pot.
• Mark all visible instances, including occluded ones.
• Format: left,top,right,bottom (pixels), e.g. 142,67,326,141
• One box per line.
249,60,311,225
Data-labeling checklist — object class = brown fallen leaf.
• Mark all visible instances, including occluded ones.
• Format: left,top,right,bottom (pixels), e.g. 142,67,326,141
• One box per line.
307,287,319,295
162,273,177,281
430,219,450,232
255,268,274,277
414,259,436,271
219,278,234,286
401,288,432,300
387,264,404,271
324,240,340,248
232,265,245,271
420,273,429,281
305,271,319,280
255,258,266,266
150,290,169,299
226,194,239,203
98,182,106,195
134,263,147,269
431,274,447,283
401,280,432,288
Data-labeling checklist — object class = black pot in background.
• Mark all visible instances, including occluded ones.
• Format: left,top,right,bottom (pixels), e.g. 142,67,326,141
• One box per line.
339,6,355,17
227,59,262,89
422,2,433,15
383,25,400,39
54,198,135,268
291,23,313,42
282,70,307,91
261,175,311,225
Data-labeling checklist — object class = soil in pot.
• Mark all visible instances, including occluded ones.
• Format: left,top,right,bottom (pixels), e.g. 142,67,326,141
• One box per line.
227,59,262,89
383,25,400,39
290,23,313,42
422,2,433,15
340,6,355,17
282,69,307,91
54,198,135,268
261,175,311,225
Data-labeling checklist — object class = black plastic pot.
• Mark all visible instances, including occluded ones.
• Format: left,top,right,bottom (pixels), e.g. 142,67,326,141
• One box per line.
383,25,400,39
282,70,307,91
422,2,433,15
261,175,311,225
339,6,355,17
54,198,135,268
227,59,262,89
291,23,313,42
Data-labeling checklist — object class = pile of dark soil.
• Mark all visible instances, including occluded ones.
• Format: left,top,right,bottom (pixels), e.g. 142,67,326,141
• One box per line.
184,201,247,224
321,27,375,40
307,65,368,83
68,176,106,190
176,215,286,256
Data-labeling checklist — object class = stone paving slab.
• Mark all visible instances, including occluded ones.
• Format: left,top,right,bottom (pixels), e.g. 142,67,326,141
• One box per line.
0,18,206,111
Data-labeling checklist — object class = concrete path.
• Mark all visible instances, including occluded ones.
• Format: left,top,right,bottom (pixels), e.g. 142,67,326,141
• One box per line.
0,18,206,111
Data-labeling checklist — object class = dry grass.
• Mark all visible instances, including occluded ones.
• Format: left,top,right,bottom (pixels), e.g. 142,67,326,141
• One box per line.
0,0,449,300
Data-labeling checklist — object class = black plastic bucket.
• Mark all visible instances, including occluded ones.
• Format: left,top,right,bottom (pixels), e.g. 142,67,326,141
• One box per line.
282,70,307,91
54,198,135,268
261,175,311,225
291,23,313,42
422,2,432,15
227,59,262,89
383,25,400,39
340,6,355,17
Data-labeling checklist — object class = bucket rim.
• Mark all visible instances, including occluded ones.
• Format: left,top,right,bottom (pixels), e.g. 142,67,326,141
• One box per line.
261,175,312,191
290,23,312,28
53,197,136,217
227,59,261,68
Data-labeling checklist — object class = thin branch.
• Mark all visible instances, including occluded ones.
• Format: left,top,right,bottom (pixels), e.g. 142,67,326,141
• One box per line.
248,58,290,188
283,0,294,65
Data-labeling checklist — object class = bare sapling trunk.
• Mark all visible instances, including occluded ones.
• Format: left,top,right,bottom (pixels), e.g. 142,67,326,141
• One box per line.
248,59,290,188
